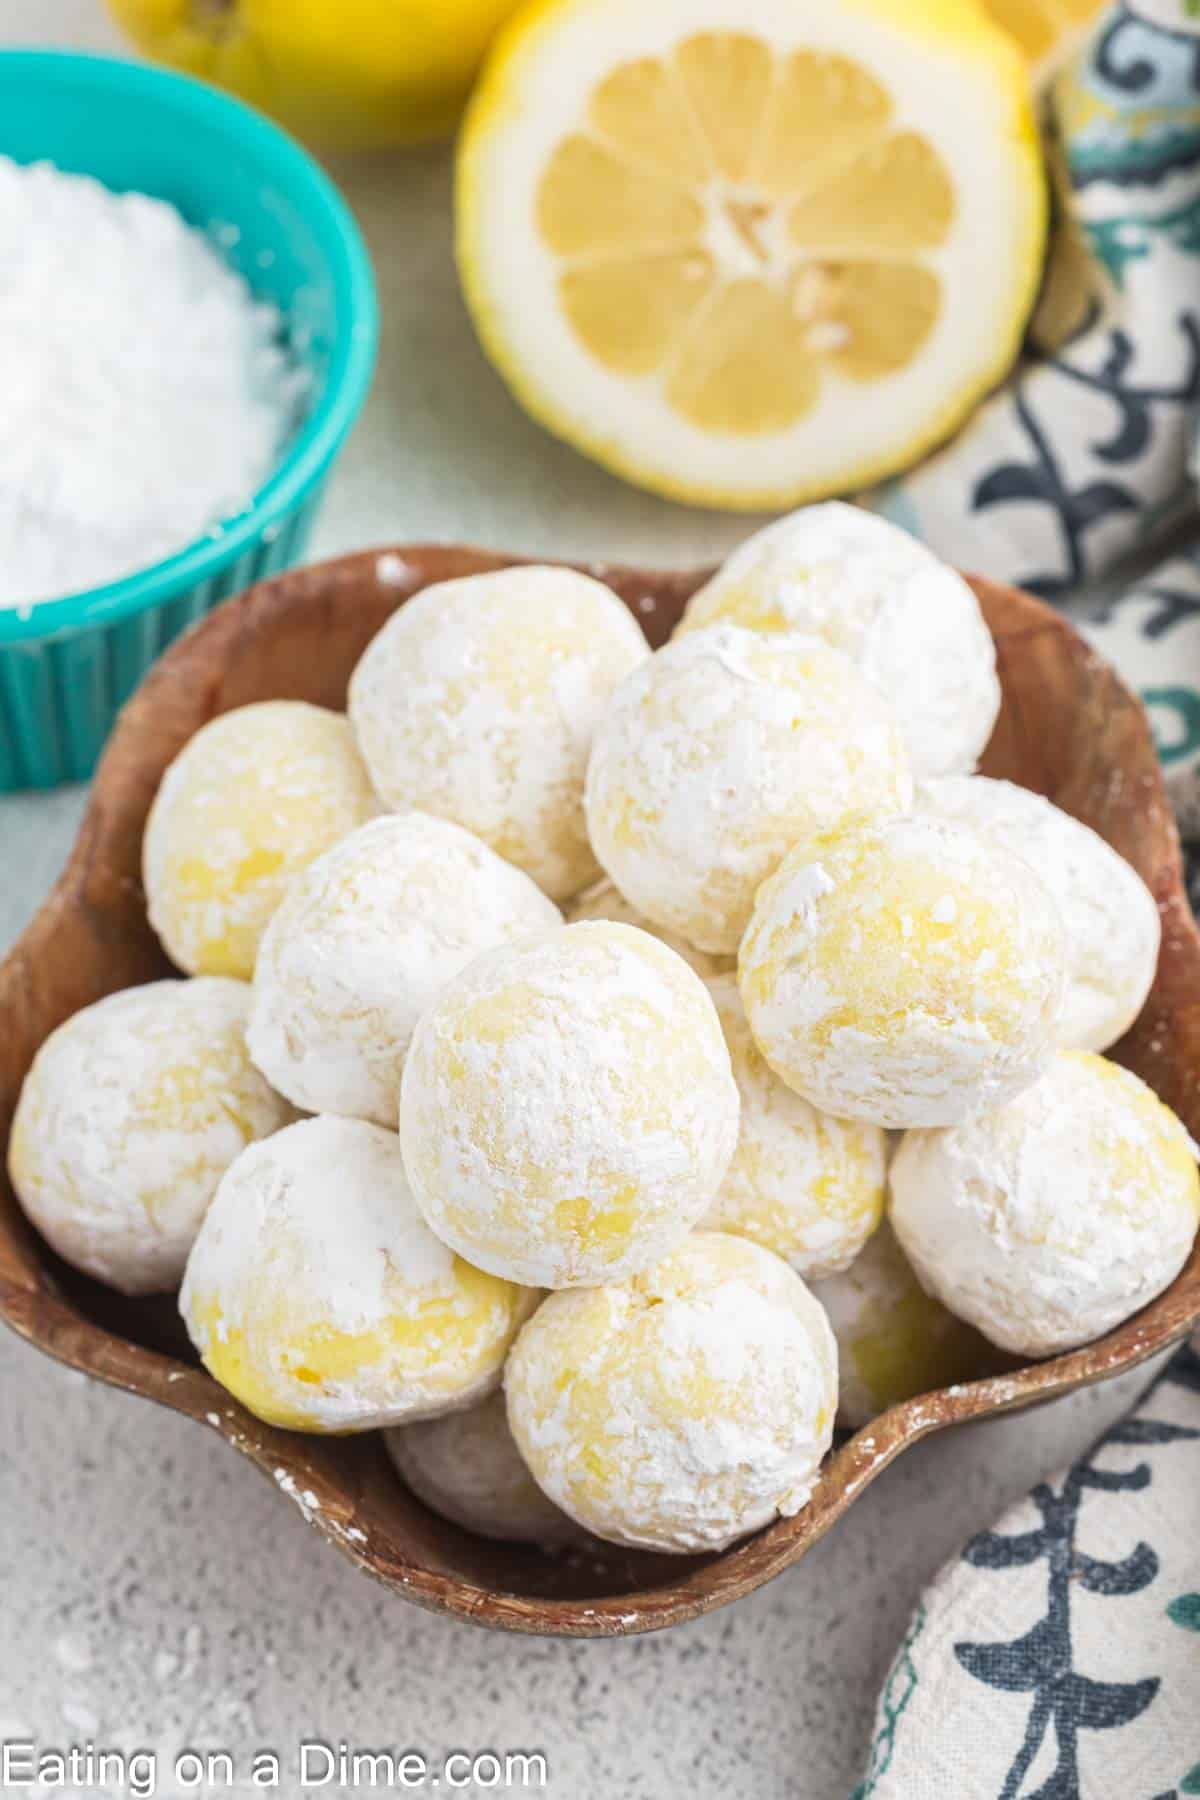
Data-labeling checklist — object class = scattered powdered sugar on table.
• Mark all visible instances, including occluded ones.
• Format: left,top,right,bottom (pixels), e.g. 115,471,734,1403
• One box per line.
53,1634,93,1676
0,158,307,609
59,1698,99,1735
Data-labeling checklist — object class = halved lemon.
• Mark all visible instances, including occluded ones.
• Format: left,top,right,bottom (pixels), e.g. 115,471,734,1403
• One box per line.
981,0,1107,86
457,0,1046,510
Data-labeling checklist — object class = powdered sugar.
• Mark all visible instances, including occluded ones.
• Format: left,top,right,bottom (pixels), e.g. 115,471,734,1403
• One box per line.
385,1390,582,1546
7,978,291,1296
181,1116,535,1432
0,158,306,608
890,1051,1200,1357
740,814,1066,1127
701,973,886,1278
506,1233,838,1553
194,1118,459,1336
143,701,379,981
585,623,913,956
566,876,734,979
348,566,648,901
809,1220,985,1427
248,812,561,1124
680,503,1000,778
400,922,740,1287
918,775,1161,1053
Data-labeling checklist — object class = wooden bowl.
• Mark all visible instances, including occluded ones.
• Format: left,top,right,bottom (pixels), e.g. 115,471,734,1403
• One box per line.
2,545,1198,1638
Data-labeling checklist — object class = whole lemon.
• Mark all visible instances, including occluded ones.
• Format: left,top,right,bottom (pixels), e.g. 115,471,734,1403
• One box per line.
107,0,526,150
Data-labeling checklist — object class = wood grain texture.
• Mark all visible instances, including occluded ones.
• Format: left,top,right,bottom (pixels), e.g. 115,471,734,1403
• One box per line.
1,545,1197,1638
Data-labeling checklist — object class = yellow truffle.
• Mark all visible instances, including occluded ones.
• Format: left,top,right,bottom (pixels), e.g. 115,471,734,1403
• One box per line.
247,812,561,1125
400,922,740,1288
740,813,1066,1127
701,974,886,1278
505,1232,838,1553
890,1051,1200,1358
8,978,292,1296
143,701,378,980
348,566,649,901
585,623,912,955
809,1221,990,1429
385,1390,581,1547
181,1116,535,1433
567,877,734,980
918,774,1161,1053
677,503,999,779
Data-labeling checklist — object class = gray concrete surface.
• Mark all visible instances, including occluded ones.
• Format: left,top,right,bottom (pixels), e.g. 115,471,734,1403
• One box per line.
0,8,1169,1796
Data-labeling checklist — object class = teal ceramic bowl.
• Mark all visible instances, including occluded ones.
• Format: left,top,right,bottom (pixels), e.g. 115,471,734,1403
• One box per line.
0,51,377,791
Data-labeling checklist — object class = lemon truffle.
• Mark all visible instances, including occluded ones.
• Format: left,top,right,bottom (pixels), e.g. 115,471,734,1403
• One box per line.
248,813,561,1125
567,877,733,979
890,1052,1200,1359
8,978,291,1296
586,624,913,956
348,566,648,901
180,1116,535,1432
385,1390,581,1547
400,922,739,1288
505,1233,838,1554
679,503,999,779
740,813,1066,1127
809,1221,989,1429
144,701,378,980
701,974,886,1278
919,775,1160,1053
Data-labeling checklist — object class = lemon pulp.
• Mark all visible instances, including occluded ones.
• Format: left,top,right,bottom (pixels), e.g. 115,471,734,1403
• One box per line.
537,35,952,438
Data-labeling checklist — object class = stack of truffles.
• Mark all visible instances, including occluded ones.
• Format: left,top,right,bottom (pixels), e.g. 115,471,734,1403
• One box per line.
10,506,1197,1557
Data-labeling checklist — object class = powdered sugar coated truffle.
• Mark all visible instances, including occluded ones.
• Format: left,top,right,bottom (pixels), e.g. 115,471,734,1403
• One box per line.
505,1232,838,1554
678,503,999,778
809,1221,988,1428
181,1116,535,1433
567,877,733,979
890,1051,1200,1358
8,978,291,1296
400,922,739,1288
739,814,1066,1127
248,813,561,1125
348,566,648,901
701,974,886,1278
144,701,378,980
385,1390,581,1547
919,775,1160,1053
586,623,913,956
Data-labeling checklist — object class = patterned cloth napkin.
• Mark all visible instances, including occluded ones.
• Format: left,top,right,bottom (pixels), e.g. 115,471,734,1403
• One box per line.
871,0,1200,853
856,4,1200,1792
855,1341,1200,1799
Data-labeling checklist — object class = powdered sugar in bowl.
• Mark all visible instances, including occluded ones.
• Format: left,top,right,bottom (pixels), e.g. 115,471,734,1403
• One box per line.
0,50,377,790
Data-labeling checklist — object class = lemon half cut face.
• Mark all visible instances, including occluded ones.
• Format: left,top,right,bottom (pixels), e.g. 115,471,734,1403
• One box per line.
458,0,1046,509
540,40,953,435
